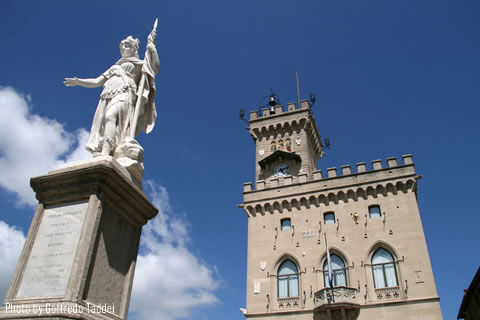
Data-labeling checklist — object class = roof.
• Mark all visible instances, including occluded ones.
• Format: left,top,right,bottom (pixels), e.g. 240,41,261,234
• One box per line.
258,150,301,168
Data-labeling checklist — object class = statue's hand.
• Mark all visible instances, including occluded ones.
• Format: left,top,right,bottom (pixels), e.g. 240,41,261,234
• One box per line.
147,30,157,45
64,77,79,87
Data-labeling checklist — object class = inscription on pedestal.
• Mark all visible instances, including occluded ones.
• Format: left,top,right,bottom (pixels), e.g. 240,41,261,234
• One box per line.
16,201,89,299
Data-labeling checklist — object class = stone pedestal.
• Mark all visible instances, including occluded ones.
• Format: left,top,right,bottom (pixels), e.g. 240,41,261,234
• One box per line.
0,157,158,320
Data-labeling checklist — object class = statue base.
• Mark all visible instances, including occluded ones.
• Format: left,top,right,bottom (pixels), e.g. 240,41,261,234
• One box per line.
0,157,158,320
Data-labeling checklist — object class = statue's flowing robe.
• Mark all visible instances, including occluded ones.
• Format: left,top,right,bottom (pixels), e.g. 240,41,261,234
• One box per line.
86,52,159,154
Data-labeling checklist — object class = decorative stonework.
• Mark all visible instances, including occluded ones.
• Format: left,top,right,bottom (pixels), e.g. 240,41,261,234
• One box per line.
277,297,300,309
314,287,358,308
242,155,418,217
375,287,401,300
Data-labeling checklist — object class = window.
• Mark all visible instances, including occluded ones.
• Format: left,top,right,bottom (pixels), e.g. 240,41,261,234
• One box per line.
324,212,335,224
271,141,277,152
278,139,284,151
278,260,299,298
281,218,291,231
372,248,398,288
323,254,347,287
285,138,292,152
369,205,381,218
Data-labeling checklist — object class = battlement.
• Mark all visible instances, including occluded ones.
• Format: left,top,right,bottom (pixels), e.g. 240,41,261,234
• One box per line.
249,99,311,121
243,154,414,194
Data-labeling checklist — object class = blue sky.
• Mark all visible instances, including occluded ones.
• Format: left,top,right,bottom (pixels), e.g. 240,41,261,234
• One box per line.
0,1,479,319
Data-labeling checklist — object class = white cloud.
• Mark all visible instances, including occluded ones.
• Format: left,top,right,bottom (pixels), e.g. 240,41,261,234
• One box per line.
130,181,220,320
0,87,219,319
0,87,90,206
0,221,26,301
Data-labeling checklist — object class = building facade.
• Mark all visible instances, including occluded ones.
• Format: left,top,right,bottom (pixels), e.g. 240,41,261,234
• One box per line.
239,100,442,320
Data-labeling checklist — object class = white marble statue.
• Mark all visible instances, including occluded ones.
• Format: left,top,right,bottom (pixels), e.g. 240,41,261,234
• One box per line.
64,20,160,186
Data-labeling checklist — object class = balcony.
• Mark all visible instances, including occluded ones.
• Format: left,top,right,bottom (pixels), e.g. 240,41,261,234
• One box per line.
314,287,360,320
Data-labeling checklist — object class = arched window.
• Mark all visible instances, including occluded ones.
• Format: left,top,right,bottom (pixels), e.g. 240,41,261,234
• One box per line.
278,260,299,298
285,138,292,152
278,140,284,151
323,254,347,287
372,248,398,288
271,141,277,152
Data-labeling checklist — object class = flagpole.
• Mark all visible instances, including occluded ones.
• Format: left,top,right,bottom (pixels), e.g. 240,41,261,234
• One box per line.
129,18,158,139
324,233,335,303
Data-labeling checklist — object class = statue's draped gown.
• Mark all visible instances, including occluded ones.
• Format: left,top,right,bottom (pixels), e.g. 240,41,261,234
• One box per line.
86,54,158,154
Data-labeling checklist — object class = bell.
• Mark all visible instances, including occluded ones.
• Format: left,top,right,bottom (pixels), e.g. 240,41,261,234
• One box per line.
269,96,276,106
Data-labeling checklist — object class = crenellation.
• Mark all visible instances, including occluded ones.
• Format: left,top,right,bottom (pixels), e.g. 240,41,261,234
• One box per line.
244,182,253,192
402,154,413,165
372,159,382,170
284,176,293,185
327,167,337,178
299,172,308,183
387,157,398,167
300,99,310,110
271,178,279,188
313,170,322,180
257,180,265,190
342,165,352,175
246,156,416,193
357,162,367,173
249,101,312,120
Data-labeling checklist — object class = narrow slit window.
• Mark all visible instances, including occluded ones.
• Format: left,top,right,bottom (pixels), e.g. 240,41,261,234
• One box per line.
369,205,381,218
271,141,277,152
278,140,284,151
281,218,291,231
285,138,292,152
324,212,335,224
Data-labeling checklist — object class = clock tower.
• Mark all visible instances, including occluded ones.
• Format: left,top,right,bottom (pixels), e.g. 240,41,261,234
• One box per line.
239,98,442,320
248,99,323,184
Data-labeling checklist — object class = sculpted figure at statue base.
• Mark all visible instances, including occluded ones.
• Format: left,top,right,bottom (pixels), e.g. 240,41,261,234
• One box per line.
64,21,160,187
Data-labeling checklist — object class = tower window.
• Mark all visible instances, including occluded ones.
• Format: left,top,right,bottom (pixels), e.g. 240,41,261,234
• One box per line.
271,141,277,152
323,254,347,287
278,260,299,298
372,248,398,288
369,205,381,218
278,140,284,151
285,138,292,151
281,218,291,231
324,212,335,224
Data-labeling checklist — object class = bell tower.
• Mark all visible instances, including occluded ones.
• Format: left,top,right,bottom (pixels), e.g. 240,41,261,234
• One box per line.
248,99,323,184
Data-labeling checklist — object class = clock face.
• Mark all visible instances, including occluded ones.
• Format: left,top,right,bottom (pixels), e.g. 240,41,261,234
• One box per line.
273,163,290,177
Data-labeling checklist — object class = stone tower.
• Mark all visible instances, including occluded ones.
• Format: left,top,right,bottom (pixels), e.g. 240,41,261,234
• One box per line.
239,99,443,320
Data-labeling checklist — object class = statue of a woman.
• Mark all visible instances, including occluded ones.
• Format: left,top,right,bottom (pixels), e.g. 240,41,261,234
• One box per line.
64,29,159,158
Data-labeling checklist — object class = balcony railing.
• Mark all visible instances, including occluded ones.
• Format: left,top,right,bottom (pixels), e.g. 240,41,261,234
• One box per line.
314,287,360,320
314,286,359,308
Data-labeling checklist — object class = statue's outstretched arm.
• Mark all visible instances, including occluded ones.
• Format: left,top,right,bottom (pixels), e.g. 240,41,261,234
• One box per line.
147,42,160,71
64,75,106,88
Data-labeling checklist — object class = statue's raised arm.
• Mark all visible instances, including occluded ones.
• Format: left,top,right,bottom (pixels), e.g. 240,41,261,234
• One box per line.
63,19,160,187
